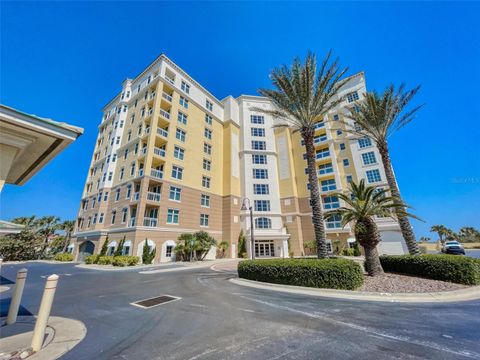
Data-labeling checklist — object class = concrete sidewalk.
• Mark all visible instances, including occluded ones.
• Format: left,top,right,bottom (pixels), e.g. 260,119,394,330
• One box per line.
231,278,480,303
0,316,86,360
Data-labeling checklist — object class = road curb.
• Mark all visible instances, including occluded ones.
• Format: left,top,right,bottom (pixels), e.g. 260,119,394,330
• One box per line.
230,278,480,303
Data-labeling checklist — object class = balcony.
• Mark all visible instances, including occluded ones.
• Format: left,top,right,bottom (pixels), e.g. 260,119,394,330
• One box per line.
156,128,168,138
143,217,158,227
162,92,172,102
316,151,331,160
150,169,164,179
159,109,170,120
143,127,151,136
153,147,166,157
128,218,136,227
147,192,161,202
314,122,325,131
164,75,175,85
141,147,147,155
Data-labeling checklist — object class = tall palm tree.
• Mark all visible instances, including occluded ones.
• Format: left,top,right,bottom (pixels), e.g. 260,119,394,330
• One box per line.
342,84,424,255
12,215,38,230
326,180,416,276
430,224,450,244
253,51,348,258
37,216,60,257
61,220,76,252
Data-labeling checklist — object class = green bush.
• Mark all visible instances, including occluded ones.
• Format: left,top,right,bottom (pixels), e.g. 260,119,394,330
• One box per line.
112,255,139,267
97,256,113,265
85,254,99,264
380,255,480,285
238,258,364,290
342,248,355,256
54,253,73,262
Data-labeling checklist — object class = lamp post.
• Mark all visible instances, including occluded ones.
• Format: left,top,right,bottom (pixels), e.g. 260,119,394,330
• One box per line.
241,198,255,260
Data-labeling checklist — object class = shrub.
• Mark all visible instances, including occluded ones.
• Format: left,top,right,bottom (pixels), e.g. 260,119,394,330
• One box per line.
97,256,113,265
142,240,156,264
85,255,99,264
342,248,355,256
54,253,73,262
112,256,139,267
380,255,480,285
238,258,364,290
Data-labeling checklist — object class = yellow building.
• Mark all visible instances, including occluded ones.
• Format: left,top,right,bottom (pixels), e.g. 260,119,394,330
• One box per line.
72,54,405,262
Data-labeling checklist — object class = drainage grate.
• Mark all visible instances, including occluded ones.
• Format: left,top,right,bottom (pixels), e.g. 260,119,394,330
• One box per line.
131,295,181,309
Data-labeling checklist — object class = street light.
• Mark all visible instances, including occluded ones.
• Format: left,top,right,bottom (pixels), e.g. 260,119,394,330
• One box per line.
241,198,255,260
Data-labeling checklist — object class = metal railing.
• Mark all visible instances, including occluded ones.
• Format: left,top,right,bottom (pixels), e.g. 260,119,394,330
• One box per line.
150,169,163,179
147,192,161,202
159,109,170,120
162,92,172,102
153,147,166,157
143,217,158,227
157,128,168,138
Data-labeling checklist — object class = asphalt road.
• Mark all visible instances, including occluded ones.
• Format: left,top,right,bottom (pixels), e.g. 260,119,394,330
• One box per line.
1,262,479,360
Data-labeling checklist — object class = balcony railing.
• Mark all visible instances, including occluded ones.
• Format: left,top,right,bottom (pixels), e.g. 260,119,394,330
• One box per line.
157,128,168,138
143,127,151,136
128,218,136,227
142,147,147,155
162,92,172,102
164,76,175,85
153,147,166,157
150,169,163,179
316,151,331,160
314,135,328,144
143,217,158,227
147,192,161,202
314,122,325,130
159,109,170,120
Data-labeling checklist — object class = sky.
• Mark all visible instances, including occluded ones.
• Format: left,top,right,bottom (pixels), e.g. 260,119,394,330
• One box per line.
1,1,479,240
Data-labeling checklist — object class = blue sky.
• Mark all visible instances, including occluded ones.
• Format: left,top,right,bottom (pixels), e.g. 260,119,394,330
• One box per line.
1,1,479,239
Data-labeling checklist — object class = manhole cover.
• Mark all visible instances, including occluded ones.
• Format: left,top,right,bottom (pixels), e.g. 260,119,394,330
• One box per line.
131,295,181,309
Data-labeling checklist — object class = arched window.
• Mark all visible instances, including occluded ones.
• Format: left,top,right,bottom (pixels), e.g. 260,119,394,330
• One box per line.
255,217,272,229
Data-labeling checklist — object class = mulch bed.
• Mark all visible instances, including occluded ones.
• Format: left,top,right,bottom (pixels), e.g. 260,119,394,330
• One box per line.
358,273,468,293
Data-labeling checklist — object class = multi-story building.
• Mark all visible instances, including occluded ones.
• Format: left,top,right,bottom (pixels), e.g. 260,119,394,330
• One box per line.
72,54,407,262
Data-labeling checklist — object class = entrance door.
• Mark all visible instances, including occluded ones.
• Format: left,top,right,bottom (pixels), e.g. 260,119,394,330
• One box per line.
78,241,95,261
254,240,275,257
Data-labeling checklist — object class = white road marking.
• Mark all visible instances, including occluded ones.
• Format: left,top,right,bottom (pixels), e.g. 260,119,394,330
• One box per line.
236,294,480,359
189,303,208,308
187,348,218,360
238,308,256,313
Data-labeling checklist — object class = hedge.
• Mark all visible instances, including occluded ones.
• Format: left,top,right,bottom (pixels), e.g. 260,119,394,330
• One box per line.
112,256,140,267
380,255,480,285
85,254,99,264
238,258,364,290
97,256,113,265
54,253,73,262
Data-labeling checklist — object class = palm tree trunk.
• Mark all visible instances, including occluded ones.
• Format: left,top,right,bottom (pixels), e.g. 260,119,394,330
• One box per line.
363,244,384,276
302,129,327,258
377,141,420,255
355,218,384,276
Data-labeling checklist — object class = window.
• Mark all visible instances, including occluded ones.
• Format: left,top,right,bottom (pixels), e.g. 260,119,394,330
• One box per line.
358,137,372,148
176,128,186,142
171,165,183,180
121,208,128,223
92,198,96,208
203,159,211,171
339,143,346,151
326,214,342,229
112,154,117,162
126,184,132,199
115,188,120,201
251,115,264,124
343,159,350,167
254,200,271,211
346,175,353,183
181,81,190,94
87,217,92,228
321,179,336,192
366,169,382,183
120,120,124,128
255,217,272,229
130,162,136,176
206,100,213,111
252,141,266,150
252,154,267,164
103,192,108,201
336,129,343,136
111,210,116,224
167,209,179,224
253,184,269,194
93,213,97,224
124,149,129,159
204,128,212,140
102,173,107,182
316,148,330,159
333,114,339,121
169,186,182,201
203,143,212,155
251,128,265,137
205,114,213,125
346,91,359,103
323,195,340,209
119,167,124,180
179,96,189,109
134,143,139,155
174,146,184,160
362,151,377,165
253,169,268,179
202,176,211,188
116,136,120,145
177,111,188,125
99,213,104,224
166,245,173,257
200,214,209,227
318,163,333,175
201,194,210,207
108,172,113,181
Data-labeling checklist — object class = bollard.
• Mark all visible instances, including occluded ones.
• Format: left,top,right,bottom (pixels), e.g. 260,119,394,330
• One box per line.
31,274,59,352
6,268,28,325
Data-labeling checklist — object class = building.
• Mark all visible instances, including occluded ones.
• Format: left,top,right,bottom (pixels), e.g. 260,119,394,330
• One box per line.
72,54,406,262
0,104,83,234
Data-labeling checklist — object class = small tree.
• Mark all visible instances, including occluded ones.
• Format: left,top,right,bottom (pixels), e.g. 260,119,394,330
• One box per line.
217,241,229,258
237,230,247,258
194,231,217,260
114,236,126,257
142,239,156,264
99,235,109,257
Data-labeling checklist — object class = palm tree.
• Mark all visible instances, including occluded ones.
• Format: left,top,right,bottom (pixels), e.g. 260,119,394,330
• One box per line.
326,179,416,276
61,220,75,252
254,51,348,258
419,236,431,243
37,216,60,257
342,84,424,255
12,215,38,230
217,240,229,258
430,225,450,244
458,227,480,243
